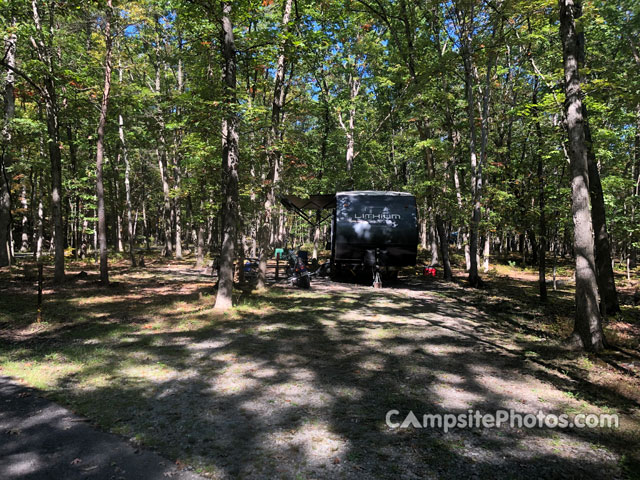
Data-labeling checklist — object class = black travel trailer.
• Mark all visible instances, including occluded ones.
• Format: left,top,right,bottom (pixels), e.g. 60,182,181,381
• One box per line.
280,191,419,281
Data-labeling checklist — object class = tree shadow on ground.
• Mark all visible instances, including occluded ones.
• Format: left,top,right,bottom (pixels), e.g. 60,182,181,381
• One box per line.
0,264,638,479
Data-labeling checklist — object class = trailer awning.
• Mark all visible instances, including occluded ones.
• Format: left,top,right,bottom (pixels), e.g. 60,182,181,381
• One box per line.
279,194,336,227
280,194,336,211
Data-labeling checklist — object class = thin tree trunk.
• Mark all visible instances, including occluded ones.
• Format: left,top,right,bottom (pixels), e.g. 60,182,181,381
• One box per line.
436,214,453,280
559,0,605,351
185,194,194,251
533,83,548,301
196,199,205,268
173,149,182,259
553,227,558,290
93,207,97,253
19,183,28,251
142,199,150,251
214,2,240,310
453,162,464,210
633,107,640,268
337,68,360,186
420,213,428,250
629,106,640,279
46,93,64,279
29,168,36,255
312,210,320,259
172,187,182,263
583,105,619,314
477,34,497,277
35,187,44,261
528,229,538,265
482,232,490,273
457,4,481,286
120,113,135,265
113,168,123,252
132,209,137,237
95,0,113,284
153,16,172,257
27,1,65,280
257,0,294,289
66,124,80,259
205,213,214,255
173,51,184,260
0,22,15,267
117,63,136,266
417,118,448,272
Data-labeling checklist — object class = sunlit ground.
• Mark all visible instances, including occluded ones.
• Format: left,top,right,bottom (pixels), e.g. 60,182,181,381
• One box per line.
1,256,639,479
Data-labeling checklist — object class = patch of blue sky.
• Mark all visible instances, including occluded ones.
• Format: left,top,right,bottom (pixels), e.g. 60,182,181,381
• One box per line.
124,24,139,37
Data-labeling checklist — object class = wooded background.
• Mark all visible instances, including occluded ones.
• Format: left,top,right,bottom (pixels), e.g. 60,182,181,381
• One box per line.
0,0,638,349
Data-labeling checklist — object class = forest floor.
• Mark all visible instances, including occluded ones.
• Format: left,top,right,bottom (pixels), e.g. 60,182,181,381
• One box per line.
0,254,639,479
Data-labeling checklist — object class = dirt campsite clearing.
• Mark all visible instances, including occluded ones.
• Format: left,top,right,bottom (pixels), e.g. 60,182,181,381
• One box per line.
1,258,639,479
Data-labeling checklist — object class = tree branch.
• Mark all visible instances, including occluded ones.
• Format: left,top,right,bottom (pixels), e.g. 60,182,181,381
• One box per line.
353,79,412,160
626,33,640,67
0,59,47,99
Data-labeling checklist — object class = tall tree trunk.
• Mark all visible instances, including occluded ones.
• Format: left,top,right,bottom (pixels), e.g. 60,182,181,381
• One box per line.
632,105,640,276
257,0,293,289
173,149,182,260
119,110,135,265
173,51,184,260
478,27,497,277
153,16,172,257
116,55,136,266
95,0,113,284
559,0,605,351
456,1,499,286
337,65,360,189
583,105,619,314
0,166,10,266
66,124,81,258
417,118,450,273
0,20,16,267
457,4,481,286
29,169,36,254
533,83,548,301
46,88,64,280
156,145,172,255
29,0,65,281
214,2,240,310
112,160,124,252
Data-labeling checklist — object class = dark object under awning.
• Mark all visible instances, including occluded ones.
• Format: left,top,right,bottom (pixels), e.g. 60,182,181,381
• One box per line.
280,194,336,227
